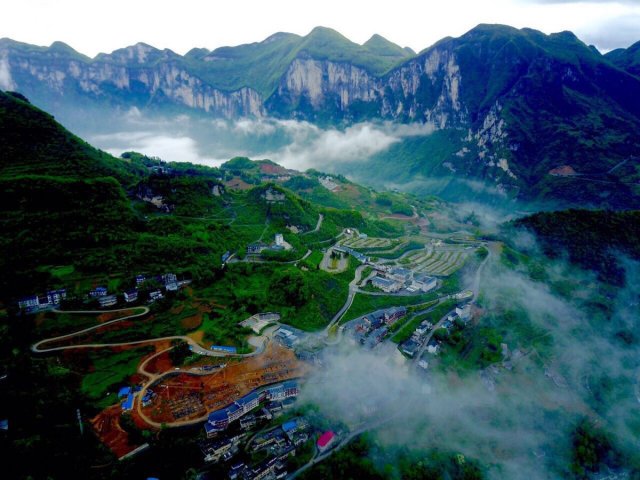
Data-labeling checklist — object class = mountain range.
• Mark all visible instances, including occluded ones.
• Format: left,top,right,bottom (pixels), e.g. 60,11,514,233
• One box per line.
1,24,640,207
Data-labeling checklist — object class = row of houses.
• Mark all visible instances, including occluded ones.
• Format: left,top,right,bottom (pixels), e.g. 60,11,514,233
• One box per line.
204,381,299,436
400,319,435,358
18,271,190,312
17,288,67,311
92,273,191,308
349,307,408,349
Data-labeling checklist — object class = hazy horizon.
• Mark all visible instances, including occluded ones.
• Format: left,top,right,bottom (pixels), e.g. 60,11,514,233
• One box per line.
2,0,639,58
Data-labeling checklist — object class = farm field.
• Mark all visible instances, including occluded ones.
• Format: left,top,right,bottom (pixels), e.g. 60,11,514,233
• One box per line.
341,236,396,249
400,245,473,276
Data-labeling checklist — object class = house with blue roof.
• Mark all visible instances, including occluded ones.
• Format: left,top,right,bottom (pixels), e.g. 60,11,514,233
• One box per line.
121,393,134,412
205,390,262,437
118,386,131,398
89,286,108,298
210,345,237,354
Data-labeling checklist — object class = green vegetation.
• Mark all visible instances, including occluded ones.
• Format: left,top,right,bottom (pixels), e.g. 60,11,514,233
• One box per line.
300,433,484,479
0,91,143,181
513,209,640,285
389,300,439,342
198,262,351,331
81,347,153,407
342,293,435,323
182,26,414,98
569,419,620,478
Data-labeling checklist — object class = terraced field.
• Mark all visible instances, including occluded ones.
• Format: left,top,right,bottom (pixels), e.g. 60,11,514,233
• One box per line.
341,237,396,249
401,246,472,276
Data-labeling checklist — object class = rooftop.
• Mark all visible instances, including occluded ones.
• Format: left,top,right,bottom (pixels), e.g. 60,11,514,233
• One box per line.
372,277,397,287
317,431,335,448
414,273,436,283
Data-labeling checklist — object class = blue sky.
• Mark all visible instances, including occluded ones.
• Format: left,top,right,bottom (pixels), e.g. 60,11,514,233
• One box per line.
2,0,638,55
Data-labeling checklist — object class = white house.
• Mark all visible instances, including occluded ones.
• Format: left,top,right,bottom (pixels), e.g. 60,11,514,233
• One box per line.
371,276,401,293
124,289,138,303
412,274,437,293
456,303,472,321
388,267,412,284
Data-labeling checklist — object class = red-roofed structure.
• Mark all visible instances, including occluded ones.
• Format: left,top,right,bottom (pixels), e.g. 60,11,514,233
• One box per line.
317,431,335,451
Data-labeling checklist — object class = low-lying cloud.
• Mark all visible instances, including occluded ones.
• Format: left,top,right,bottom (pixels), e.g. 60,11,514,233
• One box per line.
301,246,640,479
91,130,228,166
84,111,435,170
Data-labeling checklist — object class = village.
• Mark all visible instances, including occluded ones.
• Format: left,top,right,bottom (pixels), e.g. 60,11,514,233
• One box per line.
18,219,488,479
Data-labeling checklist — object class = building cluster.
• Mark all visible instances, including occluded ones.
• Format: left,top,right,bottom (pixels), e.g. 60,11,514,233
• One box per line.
90,272,190,308
200,432,247,464
209,415,329,480
249,416,311,458
17,271,191,312
371,267,437,294
228,456,287,480
400,319,435,358
17,288,67,312
405,301,473,360
352,307,407,348
204,381,299,437
247,233,291,255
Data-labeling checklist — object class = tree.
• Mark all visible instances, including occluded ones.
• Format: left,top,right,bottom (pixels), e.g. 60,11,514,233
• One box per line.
169,340,191,366
269,269,310,307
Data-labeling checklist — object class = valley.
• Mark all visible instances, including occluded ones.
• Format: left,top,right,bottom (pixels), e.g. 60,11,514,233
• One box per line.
1,12,640,480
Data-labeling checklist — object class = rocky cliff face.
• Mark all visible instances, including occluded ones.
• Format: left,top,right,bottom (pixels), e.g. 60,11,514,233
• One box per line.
0,38,470,126
0,41,265,118
2,24,640,207
267,49,467,128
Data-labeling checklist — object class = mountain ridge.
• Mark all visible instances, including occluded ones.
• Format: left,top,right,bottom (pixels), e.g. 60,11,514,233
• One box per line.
2,24,639,207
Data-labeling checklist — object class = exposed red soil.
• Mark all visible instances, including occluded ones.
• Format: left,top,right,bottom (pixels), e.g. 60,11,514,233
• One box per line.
91,405,140,459
224,176,253,190
140,343,308,425
97,310,136,323
259,163,288,175
549,165,577,176
180,314,202,330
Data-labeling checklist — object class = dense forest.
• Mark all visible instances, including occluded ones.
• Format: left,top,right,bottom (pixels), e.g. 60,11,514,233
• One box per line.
513,209,640,284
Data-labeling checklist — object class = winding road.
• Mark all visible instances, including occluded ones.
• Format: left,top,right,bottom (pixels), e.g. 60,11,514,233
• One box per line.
32,306,270,358
323,264,368,336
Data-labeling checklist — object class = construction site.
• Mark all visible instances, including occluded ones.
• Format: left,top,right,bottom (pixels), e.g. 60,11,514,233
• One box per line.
138,343,308,426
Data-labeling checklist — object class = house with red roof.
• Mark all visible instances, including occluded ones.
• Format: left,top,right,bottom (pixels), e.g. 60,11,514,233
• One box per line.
317,431,335,452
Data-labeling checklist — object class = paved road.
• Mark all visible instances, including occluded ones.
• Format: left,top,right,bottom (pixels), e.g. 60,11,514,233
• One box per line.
32,308,268,358
410,305,453,367
287,415,395,479
472,242,493,302
323,264,368,335
303,213,324,235
31,307,280,429
31,307,150,353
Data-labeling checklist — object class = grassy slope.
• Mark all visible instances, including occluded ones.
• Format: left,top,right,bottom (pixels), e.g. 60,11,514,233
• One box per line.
0,91,142,181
